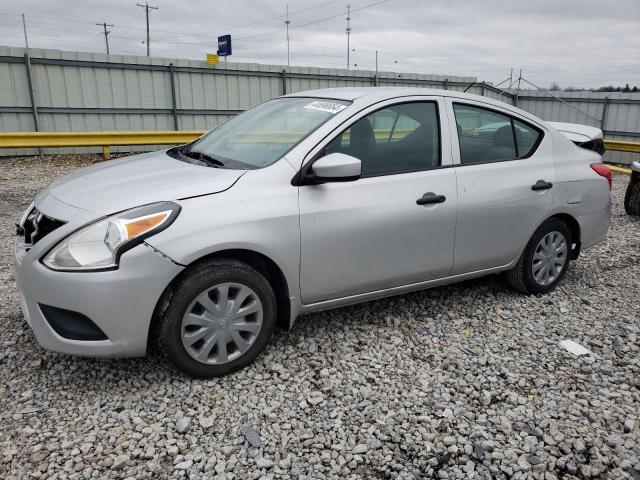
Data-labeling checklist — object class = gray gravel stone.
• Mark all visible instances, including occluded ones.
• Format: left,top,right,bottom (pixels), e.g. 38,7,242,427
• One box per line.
176,416,191,433
0,155,638,479
113,454,130,469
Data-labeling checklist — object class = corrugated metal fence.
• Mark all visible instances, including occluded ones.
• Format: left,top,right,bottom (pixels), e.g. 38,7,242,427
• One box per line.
1,46,638,163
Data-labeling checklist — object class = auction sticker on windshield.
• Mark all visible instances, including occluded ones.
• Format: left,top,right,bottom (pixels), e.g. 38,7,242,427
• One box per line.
304,101,348,114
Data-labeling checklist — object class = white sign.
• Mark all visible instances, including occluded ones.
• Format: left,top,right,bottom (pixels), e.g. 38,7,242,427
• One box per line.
304,101,347,114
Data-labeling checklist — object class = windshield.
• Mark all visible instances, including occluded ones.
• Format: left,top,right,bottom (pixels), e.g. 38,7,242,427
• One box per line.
186,97,351,169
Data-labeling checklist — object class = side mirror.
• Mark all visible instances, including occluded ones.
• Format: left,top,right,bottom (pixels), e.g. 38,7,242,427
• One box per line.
307,153,361,184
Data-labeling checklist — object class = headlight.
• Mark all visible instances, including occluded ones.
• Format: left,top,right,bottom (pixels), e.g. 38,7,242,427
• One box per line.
42,202,180,271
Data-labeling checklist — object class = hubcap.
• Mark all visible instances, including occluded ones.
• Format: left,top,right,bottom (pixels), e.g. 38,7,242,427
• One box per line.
532,231,568,286
181,283,263,365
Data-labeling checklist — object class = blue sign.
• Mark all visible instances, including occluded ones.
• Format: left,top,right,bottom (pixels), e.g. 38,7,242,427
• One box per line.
217,35,232,56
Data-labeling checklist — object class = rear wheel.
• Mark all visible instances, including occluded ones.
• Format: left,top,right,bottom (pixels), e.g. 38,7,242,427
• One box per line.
156,258,277,378
506,219,571,294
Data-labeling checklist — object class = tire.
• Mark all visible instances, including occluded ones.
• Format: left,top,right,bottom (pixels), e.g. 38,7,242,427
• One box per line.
624,172,640,216
506,219,572,295
155,258,277,378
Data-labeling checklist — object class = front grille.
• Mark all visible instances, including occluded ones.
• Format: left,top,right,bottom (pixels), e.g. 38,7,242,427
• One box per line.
17,207,66,249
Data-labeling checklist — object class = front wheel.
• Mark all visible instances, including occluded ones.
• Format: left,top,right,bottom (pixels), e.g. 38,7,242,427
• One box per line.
155,258,277,378
506,219,572,294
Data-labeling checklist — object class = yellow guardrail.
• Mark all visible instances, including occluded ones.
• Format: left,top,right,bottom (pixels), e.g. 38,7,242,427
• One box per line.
0,131,638,164
0,131,206,159
603,140,640,154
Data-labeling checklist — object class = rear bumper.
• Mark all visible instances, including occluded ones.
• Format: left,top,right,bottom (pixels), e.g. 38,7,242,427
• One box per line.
14,239,183,358
577,204,611,250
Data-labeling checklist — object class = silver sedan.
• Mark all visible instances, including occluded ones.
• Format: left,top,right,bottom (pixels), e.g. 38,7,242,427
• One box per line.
14,88,612,377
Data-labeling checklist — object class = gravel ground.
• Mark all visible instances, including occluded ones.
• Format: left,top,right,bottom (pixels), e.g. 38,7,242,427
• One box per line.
1,154,639,480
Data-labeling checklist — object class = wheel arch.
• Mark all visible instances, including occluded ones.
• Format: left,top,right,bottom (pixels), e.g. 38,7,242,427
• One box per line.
548,212,581,259
148,248,292,354
511,211,582,269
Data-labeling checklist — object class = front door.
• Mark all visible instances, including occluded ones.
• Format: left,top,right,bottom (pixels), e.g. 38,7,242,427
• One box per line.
298,99,458,304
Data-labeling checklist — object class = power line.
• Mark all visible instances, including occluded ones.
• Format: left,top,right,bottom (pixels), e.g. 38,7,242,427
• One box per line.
137,3,158,56
95,22,114,55
0,1,343,40
234,0,391,41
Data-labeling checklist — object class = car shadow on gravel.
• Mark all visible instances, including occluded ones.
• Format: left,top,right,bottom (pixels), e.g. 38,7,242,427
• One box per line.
9,272,515,392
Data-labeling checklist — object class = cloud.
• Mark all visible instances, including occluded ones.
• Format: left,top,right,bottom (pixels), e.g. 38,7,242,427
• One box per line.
2,0,639,88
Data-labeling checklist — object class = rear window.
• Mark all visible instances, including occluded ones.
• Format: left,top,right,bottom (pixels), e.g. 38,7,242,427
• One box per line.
453,104,542,165
513,119,542,157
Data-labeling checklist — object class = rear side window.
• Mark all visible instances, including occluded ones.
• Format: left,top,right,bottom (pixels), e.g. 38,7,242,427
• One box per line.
326,102,440,177
453,104,542,165
513,119,542,157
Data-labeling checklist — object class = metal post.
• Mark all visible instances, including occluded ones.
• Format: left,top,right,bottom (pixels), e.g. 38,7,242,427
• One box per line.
346,5,351,70
22,14,29,49
600,97,609,132
169,63,179,131
514,69,522,106
375,50,378,76
281,70,287,95
443,78,448,90
480,81,485,97
24,53,38,132
285,4,290,67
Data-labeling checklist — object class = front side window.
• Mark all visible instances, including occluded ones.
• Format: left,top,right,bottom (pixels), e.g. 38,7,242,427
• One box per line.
186,97,351,169
454,103,543,165
325,102,440,176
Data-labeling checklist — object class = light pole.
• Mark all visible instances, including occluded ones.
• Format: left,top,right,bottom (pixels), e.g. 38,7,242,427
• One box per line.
346,5,351,70
285,4,290,66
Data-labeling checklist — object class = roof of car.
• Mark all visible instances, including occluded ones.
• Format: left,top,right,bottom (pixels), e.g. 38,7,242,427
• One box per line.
284,87,547,128
285,86,487,102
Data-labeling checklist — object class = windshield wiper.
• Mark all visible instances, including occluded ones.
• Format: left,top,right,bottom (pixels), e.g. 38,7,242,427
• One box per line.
182,148,225,168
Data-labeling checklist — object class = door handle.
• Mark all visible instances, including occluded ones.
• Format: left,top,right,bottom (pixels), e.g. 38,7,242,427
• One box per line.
531,180,553,191
416,192,446,205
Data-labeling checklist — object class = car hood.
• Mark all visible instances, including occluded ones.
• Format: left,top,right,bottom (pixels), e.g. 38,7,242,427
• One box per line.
36,150,246,215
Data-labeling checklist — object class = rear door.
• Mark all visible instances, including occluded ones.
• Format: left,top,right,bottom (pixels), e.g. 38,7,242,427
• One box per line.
298,98,458,304
447,100,555,274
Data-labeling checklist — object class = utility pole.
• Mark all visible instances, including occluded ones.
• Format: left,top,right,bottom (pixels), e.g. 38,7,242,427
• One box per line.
285,4,290,66
509,68,513,88
137,3,158,57
95,22,114,55
22,14,29,48
346,5,351,70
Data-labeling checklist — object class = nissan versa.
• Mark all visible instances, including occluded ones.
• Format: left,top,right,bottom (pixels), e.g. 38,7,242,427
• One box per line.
14,88,612,377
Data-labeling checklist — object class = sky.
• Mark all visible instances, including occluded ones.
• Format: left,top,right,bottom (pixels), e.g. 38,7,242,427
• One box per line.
0,0,638,89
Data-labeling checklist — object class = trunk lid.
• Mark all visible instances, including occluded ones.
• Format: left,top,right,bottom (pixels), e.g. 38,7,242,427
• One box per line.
547,122,605,155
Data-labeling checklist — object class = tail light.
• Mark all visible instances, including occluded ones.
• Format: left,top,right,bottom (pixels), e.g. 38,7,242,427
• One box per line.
590,163,612,189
